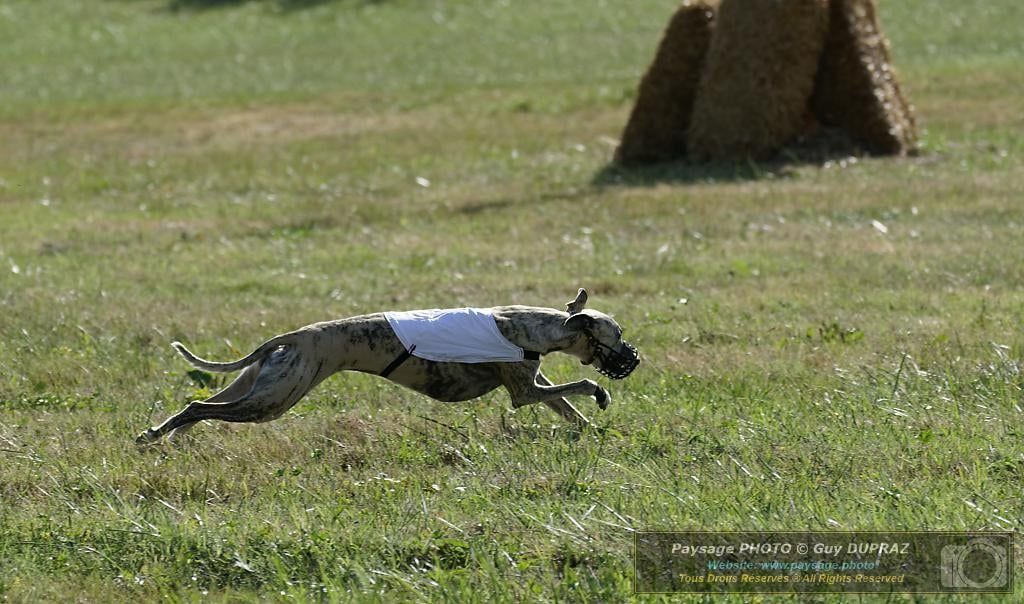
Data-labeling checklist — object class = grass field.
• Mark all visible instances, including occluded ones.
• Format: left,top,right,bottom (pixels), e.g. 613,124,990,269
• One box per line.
1,0,1023,601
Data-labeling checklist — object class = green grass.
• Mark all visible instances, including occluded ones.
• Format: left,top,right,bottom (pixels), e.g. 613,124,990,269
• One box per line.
1,0,1023,601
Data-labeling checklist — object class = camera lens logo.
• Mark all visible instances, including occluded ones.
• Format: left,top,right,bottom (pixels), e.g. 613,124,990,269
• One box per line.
940,538,1009,590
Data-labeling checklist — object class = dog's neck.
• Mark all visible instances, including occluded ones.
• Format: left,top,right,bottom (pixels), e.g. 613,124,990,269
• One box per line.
491,306,586,357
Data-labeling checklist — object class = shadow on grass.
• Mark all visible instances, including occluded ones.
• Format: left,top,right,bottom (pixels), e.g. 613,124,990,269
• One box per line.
593,159,790,187
455,189,590,216
456,135,870,215
166,0,387,12
594,128,879,187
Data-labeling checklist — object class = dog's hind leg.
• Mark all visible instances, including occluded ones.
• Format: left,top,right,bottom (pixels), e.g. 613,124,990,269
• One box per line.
137,345,320,445
164,362,263,442
137,395,282,445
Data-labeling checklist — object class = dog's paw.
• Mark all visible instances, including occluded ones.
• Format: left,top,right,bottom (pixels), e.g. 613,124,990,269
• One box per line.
135,429,158,447
594,386,611,410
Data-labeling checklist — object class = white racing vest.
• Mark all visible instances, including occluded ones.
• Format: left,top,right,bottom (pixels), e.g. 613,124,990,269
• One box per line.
384,307,526,363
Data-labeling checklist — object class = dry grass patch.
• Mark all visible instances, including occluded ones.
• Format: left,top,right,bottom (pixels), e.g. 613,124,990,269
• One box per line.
0,103,442,163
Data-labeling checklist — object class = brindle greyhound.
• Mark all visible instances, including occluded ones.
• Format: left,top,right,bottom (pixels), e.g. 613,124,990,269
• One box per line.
136,289,638,444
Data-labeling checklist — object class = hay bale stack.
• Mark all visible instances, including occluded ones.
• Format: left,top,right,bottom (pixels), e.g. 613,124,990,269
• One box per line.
811,0,917,155
615,0,915,163
615,1,717,165
686,0,830,161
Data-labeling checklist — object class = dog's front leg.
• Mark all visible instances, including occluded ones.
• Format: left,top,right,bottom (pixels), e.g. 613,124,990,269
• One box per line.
499,363,608,416
536,372,591,427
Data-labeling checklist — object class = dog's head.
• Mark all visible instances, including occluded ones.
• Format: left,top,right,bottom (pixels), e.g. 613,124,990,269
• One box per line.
563,289,639,379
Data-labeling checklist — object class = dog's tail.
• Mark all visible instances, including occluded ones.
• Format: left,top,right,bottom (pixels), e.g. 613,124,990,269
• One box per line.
172,335,296,373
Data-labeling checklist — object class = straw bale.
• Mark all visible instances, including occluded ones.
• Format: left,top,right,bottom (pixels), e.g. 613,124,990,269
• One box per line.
615,1,717,165
811,0,917,155
688,0,830,161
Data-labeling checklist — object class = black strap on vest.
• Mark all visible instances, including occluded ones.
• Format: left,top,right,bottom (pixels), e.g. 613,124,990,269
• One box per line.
380,345,416,378
379,346,541,378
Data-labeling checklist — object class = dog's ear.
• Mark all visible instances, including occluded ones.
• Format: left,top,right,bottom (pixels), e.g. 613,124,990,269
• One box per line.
563,311,594,332
565,288,588,315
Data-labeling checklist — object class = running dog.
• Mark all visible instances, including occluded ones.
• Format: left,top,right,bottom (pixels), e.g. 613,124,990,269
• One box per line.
136,288,639,444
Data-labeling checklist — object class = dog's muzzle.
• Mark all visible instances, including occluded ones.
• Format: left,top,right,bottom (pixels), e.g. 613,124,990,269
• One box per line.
588,335,640,380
